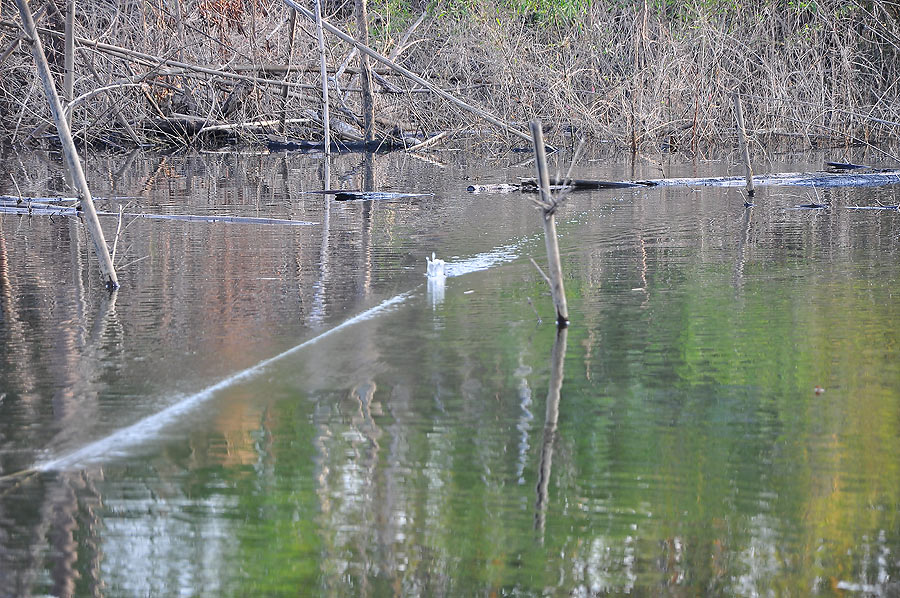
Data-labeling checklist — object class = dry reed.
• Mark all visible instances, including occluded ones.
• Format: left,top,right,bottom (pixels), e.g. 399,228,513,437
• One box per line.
0,0,898,154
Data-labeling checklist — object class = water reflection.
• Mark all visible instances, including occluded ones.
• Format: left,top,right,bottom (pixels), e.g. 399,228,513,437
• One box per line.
426,275,445,308
732,205,753,289
1,150,900,596
534,325,567,540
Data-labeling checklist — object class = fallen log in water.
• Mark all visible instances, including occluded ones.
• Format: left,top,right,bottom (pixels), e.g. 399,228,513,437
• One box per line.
1,195,79,205
520,177,653,191
468,169,900,194
266,135,405,152
468,179,650,193
467,183,521,194
0,203,318,226
308,190,434,201
640,170,900,188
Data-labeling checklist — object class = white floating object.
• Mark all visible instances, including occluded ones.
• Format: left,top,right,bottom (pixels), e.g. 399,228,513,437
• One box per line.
426,252,446,279
427,275,445,308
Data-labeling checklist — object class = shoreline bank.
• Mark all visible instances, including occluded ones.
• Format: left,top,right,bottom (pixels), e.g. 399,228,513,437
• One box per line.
1,0,899,155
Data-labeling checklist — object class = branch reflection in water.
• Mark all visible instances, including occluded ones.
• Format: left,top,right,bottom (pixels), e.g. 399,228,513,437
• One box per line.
732,205,753,291
534,324,567,541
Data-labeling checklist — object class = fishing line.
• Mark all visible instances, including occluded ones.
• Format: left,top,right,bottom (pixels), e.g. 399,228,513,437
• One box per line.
33,239,527,472
35,291,414,472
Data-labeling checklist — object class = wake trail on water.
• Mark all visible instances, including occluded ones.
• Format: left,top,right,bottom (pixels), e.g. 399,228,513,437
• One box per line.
35,242,523,472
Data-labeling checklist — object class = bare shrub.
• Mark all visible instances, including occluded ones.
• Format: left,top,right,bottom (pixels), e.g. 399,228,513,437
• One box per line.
0,0,898,152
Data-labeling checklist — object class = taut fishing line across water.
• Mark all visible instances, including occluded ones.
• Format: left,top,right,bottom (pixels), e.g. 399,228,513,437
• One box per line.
29,241,523,473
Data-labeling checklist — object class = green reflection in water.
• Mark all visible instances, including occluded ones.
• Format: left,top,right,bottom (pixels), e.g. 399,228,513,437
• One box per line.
157,253,900,597
4,153,900,597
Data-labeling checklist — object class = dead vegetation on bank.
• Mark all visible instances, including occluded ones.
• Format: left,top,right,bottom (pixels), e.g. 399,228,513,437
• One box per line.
1,0,900,153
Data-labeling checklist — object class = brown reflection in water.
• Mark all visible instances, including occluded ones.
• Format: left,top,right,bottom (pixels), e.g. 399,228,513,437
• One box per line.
47,475,81,598
358,153,377,297
0,210,123,449
311,157,332,326
0,215,35,410
0,212,118,596
0,469,105,598
535,325,568,541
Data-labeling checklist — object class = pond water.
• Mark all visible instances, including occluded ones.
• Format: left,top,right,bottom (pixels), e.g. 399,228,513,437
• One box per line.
1,146,899,597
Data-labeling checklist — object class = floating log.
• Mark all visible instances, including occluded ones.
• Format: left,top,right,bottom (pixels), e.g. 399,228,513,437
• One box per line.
118,213,317,226
825,161,899,174
469,169,900,194
310,190,433,201
0,204,317,226
467,183,520,193
1,195,80,204
520,177,653,191
468,179,652,194
826,161,868,172
266,135,404,152
640,170,900,188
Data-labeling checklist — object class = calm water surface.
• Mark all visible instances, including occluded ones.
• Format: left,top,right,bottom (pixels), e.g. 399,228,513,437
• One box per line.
1,148,899,597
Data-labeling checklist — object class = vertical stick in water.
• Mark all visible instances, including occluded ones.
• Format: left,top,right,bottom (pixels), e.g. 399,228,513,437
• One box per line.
315,0,331,155
355,0,374,143
280,7,297,134
529,120,569,327
63,0,74,127
15,0,119,289
733,93,755,197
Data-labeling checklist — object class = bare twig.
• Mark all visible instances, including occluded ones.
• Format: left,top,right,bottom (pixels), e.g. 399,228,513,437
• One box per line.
314,0,330,154
529,257,552,286
111,204,123,263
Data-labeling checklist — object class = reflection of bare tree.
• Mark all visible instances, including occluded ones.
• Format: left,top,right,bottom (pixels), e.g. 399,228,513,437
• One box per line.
0,469,104,598
313,375,386,597
732,206,752,290
48,474,82,598
0,210,118,596
0,216,37,420
310,158,332,327
358,153,376,296
307,151,393,595
535,325,568,541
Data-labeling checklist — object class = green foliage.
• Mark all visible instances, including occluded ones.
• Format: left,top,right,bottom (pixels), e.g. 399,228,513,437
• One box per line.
425,0,588,24
368,0,417,38
502,0,589,23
